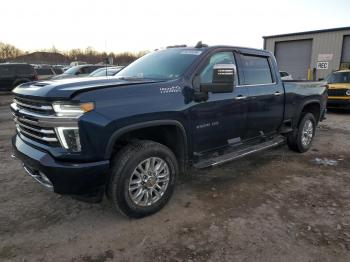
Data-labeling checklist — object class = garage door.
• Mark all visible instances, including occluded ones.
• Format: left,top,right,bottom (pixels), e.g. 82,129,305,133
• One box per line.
341,35,350,68
275,39,312,80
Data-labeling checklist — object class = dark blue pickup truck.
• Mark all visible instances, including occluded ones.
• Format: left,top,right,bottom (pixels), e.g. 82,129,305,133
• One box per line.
11,43,327,218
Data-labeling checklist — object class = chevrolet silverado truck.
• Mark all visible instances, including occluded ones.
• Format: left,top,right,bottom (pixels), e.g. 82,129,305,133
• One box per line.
11,43,327,218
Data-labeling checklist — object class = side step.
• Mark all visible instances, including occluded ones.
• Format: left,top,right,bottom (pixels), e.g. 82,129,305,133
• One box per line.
193,136,285,169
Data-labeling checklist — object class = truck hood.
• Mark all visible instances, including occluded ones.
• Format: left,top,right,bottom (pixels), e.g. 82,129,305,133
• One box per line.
12,77,164,100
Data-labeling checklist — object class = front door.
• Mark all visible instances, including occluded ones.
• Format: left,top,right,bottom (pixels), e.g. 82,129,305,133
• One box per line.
190,51,249,154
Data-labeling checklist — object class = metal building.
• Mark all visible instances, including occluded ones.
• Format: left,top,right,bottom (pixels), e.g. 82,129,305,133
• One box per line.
263,27,350,80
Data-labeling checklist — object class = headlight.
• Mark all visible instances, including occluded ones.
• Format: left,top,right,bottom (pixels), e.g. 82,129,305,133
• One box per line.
346,89,350,96
52,102,94,151
55,127,81,152
52,102,94,117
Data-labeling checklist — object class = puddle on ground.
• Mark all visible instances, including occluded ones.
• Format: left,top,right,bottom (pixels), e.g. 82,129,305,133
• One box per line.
313,157,343,166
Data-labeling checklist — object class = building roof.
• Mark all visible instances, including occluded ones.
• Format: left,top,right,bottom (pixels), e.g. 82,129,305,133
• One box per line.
12,51,69,65
263,26,350,39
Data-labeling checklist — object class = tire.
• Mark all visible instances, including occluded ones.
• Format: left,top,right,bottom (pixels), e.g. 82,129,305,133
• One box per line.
107,140,178,218
287,113,316,153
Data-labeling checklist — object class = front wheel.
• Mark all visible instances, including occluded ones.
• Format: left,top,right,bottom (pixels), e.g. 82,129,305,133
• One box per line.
287,113,316,153
107,140,178,218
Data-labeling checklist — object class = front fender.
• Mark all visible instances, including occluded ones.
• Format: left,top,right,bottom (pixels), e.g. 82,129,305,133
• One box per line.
104,119,188,159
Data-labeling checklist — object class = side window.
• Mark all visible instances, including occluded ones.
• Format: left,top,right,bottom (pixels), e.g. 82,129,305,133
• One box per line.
240,55,273,85
15,65,33,75
200,52,236,83
36,68,54,75
81,67,91,74
88,67,99,73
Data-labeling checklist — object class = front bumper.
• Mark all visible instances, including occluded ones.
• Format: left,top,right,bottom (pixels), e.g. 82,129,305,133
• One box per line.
327,98,350,109
12,135,110,195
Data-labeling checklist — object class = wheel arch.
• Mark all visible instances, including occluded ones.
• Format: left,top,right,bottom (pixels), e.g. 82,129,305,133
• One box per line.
105,120,189,172
296,100,321,127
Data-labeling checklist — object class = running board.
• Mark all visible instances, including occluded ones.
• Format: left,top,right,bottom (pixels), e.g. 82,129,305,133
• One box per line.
193,136,285,169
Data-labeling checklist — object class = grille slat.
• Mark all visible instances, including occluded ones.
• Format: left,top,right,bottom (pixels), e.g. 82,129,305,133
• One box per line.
13,98,52,111
16,125,58,142
14,118,55,135
12,97,59,145
328,89,348,96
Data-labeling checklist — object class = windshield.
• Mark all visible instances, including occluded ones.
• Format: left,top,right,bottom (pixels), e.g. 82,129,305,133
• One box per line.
63,66,80,75
116,49,202,80
90,68,120,77
327,72,350,83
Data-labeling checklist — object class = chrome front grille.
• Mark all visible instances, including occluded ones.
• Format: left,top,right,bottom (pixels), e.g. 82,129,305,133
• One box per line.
13,97,53,115
327,89,347,97
11,97,59,145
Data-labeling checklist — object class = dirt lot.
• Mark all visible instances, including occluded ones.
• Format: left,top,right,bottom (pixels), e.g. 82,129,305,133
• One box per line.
1,93,350,262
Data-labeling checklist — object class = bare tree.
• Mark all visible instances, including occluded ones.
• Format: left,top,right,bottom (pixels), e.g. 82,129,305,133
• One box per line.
0,42,24,61
0,41,148,65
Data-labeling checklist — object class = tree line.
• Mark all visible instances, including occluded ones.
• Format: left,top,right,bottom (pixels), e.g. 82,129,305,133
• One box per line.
0,42,148,65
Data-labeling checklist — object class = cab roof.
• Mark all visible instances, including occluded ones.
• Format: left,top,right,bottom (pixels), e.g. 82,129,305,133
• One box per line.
166,44,271,57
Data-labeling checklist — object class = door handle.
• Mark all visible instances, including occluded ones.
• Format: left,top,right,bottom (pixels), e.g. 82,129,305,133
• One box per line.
235,95,248,100
274,91,283,96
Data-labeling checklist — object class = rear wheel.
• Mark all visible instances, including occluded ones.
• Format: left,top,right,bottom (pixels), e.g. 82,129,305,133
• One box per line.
287,113,316,153
107,140,178,218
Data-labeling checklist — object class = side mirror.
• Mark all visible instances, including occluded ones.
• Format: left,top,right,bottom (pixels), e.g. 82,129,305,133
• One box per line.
200,64,235,93
75,71,81,75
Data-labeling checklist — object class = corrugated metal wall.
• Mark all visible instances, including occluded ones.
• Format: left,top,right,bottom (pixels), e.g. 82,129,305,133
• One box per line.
341,35,350,63
264,29,350,80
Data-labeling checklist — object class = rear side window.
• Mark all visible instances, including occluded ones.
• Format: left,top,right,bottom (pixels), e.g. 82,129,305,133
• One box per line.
53,68,63,74
240,55,273,85
36,68,54,75
0,66,14,77
14,65,34,74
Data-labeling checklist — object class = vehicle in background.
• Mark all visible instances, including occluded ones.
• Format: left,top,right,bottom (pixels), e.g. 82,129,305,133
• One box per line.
11,44,327,218
280,71,293,80
51,65,106,80
326,70,350,109
62,66,70,72
35,66,56,80
0,63,37,91
70,61,87,67
89,66,124,77
52,66,65,75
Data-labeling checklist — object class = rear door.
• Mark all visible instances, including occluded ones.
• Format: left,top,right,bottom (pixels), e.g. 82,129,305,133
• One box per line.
237,53,284,139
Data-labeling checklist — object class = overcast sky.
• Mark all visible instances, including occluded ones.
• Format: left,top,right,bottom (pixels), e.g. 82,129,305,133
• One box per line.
1,0,349,53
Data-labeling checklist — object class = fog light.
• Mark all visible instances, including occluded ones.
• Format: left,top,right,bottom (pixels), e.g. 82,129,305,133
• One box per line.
346,89,350,96
56,127,81,152
39,171,53,187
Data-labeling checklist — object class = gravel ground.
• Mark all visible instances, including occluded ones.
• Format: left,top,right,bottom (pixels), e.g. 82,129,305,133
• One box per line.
0,93,350,262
